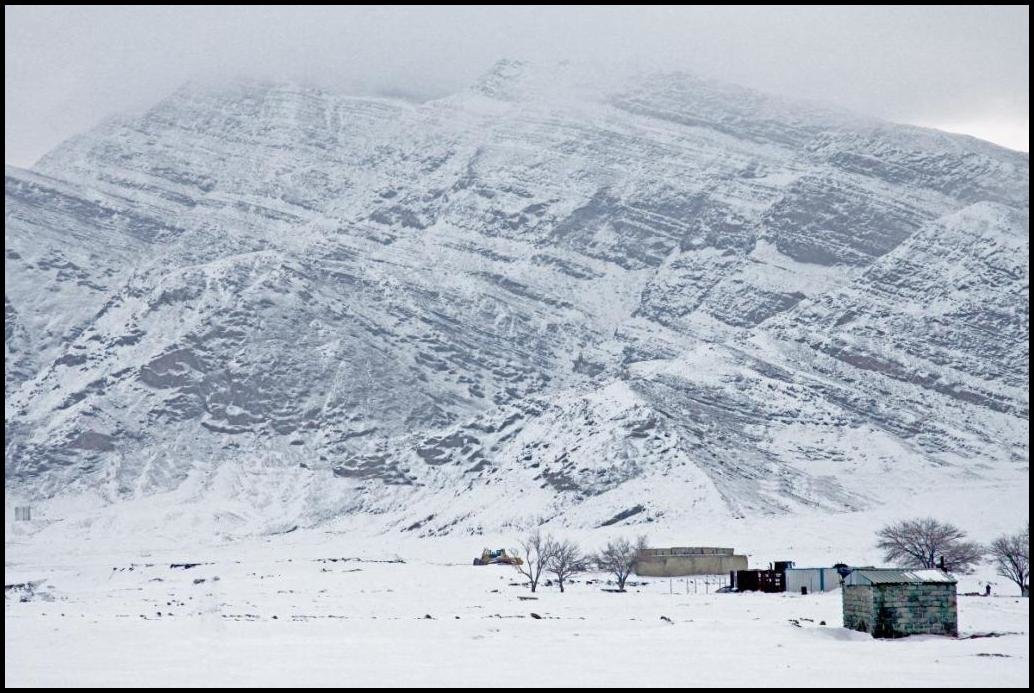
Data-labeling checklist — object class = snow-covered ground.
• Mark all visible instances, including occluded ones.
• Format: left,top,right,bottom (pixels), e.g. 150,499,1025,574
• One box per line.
4,58,1028,688
6,508,1029,687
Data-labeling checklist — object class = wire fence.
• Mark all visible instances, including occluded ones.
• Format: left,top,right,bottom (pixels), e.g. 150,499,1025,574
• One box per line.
667,575,731,594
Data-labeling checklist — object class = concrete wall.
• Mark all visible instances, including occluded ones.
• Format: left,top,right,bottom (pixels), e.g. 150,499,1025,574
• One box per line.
843,583,958,638
635,553,747,577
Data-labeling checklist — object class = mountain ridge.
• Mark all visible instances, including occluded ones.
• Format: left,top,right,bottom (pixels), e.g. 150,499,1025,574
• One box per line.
5,62,1028,535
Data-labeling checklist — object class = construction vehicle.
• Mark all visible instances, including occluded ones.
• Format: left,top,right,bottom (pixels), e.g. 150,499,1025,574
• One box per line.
473,548,523,566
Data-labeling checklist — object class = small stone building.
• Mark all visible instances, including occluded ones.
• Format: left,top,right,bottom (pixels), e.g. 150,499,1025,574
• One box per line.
635,546,747,577
843,569,957,638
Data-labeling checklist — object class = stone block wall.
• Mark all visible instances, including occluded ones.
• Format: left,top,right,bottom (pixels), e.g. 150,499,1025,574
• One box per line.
843,583,957,638
843,585,877,632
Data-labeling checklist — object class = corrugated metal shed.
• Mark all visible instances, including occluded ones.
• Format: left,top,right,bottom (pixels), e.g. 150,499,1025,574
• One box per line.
844,569,956,586
786,567,841,593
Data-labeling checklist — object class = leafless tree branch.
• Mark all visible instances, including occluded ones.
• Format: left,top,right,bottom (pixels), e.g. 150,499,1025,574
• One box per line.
593,535,648,591
546,538,586,593
512,529,558,593
988,522,1029,596
875,517,983,574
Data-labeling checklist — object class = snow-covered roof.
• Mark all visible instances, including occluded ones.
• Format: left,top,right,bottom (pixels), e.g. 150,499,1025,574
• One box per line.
845,569,957,586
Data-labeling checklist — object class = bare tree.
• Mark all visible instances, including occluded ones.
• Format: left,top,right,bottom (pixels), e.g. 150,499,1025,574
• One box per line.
594,535,648,591
875,518,984,574
546,539,585,593
512,530,558,593
988,523,1029,597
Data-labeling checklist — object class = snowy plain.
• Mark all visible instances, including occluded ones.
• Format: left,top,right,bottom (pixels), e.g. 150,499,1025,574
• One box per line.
4,62,1028,688
5,480,1029,688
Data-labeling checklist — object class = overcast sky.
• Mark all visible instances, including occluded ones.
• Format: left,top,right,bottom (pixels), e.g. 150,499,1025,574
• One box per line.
5,6,1029,166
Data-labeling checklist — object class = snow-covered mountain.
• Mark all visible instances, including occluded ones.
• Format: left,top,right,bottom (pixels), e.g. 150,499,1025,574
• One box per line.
5,61,1029,535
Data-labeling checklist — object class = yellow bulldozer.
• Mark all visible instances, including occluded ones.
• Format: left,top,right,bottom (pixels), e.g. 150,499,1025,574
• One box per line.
473,548,523,566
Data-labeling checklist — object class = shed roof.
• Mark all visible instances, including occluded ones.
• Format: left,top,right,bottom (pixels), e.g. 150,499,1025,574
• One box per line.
845,569,956,586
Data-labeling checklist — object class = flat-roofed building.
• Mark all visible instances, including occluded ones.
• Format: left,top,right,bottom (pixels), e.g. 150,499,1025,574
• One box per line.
635,546,748,577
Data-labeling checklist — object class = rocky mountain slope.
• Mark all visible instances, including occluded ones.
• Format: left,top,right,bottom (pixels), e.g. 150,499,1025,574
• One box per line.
5,61,1029,534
